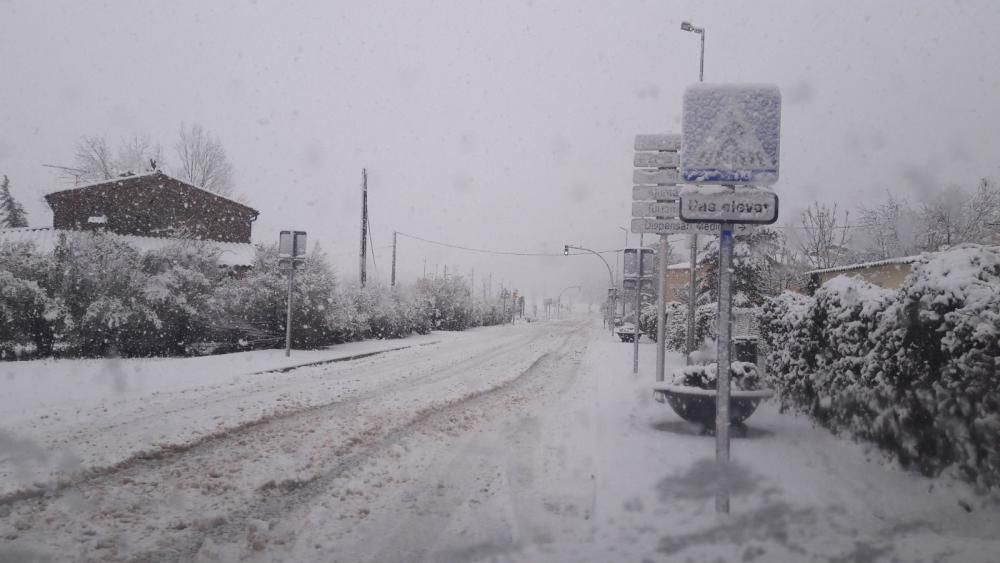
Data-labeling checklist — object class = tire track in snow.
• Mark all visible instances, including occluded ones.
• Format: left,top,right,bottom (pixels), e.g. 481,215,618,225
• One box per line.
0,321,587,562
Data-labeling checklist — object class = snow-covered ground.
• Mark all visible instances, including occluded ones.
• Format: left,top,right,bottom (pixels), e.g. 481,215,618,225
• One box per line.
1,318,998,562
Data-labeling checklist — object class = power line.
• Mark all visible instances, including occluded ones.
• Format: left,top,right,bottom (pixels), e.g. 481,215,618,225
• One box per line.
395,231,622,257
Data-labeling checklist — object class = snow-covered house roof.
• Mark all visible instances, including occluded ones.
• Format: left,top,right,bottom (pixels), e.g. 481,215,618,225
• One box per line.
47,171,256,215
0,227,255,268
804,255,922,277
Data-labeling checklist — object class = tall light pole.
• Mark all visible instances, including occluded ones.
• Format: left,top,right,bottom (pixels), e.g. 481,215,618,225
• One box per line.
565,244,617,332
618,226,629,319
681,20,705,365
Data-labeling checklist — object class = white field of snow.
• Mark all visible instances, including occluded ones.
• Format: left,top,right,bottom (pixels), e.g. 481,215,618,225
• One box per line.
0,333,443,498
1,318,998,562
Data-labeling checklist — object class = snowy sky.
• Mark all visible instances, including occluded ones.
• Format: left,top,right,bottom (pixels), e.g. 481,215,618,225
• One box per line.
2,0,1000,304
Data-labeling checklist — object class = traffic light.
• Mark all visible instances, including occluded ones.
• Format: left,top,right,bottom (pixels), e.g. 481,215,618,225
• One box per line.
563,245,569,256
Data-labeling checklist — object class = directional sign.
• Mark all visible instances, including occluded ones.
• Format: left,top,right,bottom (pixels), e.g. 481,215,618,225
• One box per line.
631,217,756,236
681,84,781,185
633,185,682,201
633,168,680,185
624,248,656,278
623,278,655,292
634,134,682,152
634,152,680,168
632,201,679,218
680,187,779,224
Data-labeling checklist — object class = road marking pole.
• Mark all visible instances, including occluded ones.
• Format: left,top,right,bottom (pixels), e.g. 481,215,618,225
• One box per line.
715,221,734,513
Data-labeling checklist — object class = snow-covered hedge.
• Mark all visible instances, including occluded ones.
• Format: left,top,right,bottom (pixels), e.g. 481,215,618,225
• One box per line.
761,245,1000,490
0,233,504,359
670,361,762,391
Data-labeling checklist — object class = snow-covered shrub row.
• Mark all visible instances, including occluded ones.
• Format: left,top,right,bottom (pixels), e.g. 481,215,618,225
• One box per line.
670,361,762,391
662,301,717,352
0,233,503,359
760,245,1000,490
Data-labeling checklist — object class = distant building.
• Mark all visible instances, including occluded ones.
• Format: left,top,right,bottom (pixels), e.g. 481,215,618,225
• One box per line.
805,255,921,291
44,171,258,243
664,261,697,303
0,171,258,267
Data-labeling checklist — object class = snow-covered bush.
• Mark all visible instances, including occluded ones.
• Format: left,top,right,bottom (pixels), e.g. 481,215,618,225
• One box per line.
664,301,717,352
761,245,1000,490
669,361,762,391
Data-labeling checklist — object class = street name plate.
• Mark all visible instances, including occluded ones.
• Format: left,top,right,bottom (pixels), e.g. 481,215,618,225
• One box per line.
631,217,756,236
680,187,779,224
632,201,679,218
633,152,680,168
633,185,681,201
634,134,682,151
681,84,781,185
633,168,680,185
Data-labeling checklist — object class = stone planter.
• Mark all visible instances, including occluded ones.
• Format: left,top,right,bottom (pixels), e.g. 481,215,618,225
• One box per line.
652,384,773,427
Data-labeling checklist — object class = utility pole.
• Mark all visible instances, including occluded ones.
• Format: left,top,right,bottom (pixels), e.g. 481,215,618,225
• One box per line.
633,234,644,374
391,231,397,287
360,168,368,287
681,21,706,365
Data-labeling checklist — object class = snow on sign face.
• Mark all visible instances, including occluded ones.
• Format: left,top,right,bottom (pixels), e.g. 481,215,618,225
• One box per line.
681,84,781,185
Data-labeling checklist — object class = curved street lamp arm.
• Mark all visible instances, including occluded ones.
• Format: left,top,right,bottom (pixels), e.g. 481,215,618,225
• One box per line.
565,245,616,287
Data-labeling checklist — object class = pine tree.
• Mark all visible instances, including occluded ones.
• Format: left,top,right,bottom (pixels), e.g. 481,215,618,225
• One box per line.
0,175,29,228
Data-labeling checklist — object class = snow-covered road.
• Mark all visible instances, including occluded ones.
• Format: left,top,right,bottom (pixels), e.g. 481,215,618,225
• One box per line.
2,318,999,562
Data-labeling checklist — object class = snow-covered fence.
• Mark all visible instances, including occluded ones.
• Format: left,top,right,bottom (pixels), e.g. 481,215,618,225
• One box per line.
761,245,1000,490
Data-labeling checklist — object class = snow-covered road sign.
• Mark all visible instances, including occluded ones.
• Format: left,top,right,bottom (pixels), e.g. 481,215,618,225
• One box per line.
633,168,680,185
632,185,682,201
634,152,680,168
631,218,756,236
634,134,682,151
632,201,679,218
682,84,781,185
680,186,779,224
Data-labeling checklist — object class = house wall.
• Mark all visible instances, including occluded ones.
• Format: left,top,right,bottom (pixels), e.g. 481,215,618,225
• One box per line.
46,175,256,243
817,262,912,289
664,268,695,303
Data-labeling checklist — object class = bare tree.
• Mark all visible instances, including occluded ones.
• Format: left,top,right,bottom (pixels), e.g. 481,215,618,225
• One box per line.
173,123,234,197
73,136,116,182
857,191,919,260
796,201,851,269
919,178,1000,249
116,134,162,175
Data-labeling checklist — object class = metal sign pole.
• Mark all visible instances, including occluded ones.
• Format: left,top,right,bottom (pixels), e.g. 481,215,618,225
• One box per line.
285,263,295,357
633,234,644,373
715,222,734,514
656,235,668,381
686,233,697,365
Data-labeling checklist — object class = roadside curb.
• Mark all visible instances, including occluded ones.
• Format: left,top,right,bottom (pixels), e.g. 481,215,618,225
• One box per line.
251,340,441,375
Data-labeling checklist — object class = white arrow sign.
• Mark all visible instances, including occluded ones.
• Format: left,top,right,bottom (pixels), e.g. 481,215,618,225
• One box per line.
633,185,682,201
633,168,680,185
633,152,680,168
632,201,679,218
631,218,756,236
634,134,682,151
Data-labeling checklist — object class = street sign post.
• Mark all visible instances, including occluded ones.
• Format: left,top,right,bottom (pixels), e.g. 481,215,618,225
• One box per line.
631,218,756,236
681,84,781,185
633,185,682,201
278,230,307,357
632,201,679,219
679,83,783,515
680,186,779,224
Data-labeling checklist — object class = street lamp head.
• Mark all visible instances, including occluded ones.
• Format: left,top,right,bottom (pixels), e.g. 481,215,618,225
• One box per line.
681,21,703,34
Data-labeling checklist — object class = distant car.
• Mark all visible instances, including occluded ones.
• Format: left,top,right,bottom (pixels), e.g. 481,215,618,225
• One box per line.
616,323,642,343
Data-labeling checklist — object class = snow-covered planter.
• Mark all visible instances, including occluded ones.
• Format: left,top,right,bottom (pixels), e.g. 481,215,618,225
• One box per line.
761,245,1000,490
656,362,773,428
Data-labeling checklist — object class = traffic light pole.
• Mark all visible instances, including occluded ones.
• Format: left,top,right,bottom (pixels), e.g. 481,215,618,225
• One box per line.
565,244,616,333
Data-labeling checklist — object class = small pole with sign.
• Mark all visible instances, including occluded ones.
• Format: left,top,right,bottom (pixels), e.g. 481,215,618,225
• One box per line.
680,83,782,514
279,230,307,357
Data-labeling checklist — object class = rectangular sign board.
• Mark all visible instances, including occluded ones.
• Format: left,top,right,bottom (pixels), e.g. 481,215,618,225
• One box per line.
631,217,756,236
634,134,682,152
681,84,781,185
622,278,655,292
633,168,680,185
623,248,656,278
634,152,680,168
632,201,679,218
633,185,682,201
680,187,779,224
